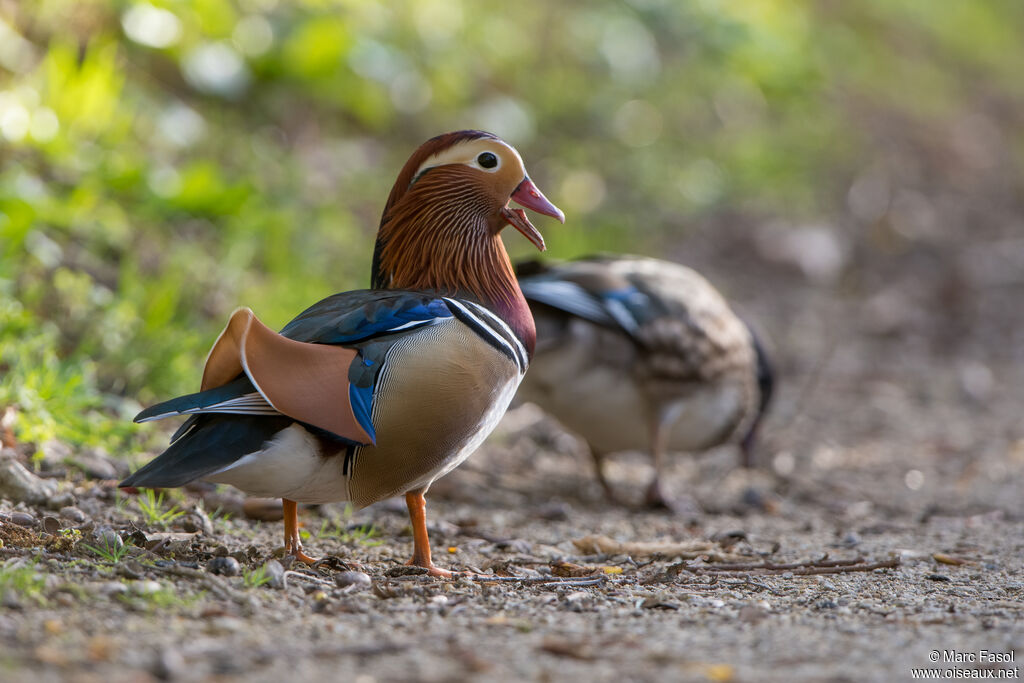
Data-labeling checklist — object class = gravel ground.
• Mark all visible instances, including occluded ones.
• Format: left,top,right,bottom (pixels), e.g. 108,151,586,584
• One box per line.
2,240,1023,683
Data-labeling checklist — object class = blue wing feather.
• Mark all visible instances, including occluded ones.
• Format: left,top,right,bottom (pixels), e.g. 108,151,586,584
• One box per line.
280,290,453,344
348,382,376,444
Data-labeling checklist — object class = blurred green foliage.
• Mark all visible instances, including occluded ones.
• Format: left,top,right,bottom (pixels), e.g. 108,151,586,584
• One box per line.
1,0,1021,451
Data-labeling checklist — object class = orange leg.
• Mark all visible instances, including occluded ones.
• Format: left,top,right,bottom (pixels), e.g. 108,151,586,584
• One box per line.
282,498,318,565
404,490,453,578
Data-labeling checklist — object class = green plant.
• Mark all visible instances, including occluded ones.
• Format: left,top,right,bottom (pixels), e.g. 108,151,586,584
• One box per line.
136,489,185,528
0,561,47,605
242,565,271,589
315,504,383,547
82,536,130,564
209,506,233,521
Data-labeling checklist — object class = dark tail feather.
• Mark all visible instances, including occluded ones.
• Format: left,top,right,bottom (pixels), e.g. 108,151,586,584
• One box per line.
739,323,776,467
120,414,292,489
134,375,257,423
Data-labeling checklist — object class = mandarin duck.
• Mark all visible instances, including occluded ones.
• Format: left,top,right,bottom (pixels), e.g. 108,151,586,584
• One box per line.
514,255,773,509
121,131,564,576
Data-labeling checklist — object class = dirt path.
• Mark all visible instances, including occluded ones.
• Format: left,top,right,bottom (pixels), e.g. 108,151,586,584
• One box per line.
2,252,1023,682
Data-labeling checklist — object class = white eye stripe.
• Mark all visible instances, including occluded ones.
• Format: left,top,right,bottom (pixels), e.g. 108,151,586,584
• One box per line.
413,138,523,180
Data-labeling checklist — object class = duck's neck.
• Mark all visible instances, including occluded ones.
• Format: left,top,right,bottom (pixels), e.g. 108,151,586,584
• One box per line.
371,174,536,357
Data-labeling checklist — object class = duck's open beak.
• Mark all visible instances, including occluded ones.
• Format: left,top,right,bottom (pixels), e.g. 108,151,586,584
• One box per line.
502,177,565,252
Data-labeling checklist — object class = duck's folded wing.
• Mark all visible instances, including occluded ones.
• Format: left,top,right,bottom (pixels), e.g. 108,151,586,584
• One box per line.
518,261,653,338
278,290,454,345
135,292,461,447
188,307,374,444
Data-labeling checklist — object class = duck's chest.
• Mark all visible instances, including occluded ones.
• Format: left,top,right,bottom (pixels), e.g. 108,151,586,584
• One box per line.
347,317,524,506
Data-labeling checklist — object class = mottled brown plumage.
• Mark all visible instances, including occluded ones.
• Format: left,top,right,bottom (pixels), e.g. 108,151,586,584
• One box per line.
517,255,773,509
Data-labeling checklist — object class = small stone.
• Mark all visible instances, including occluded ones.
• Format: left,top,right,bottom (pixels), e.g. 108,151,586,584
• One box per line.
207,616,246,634
2,589,22,609
262,560,285,589
183,506,214,536
0,454,58,501
741,487,767,508
99,582,129,597
154,647,187,680
59,507,86,524
9,512,35,528
534,501,571,521
94,527,124,550
131,580,163,595
841,532,861,547
385,565,429,577
37,440,72,467
68,449,123,480
334,571,372,591
711,530,747,546
206,556,241,577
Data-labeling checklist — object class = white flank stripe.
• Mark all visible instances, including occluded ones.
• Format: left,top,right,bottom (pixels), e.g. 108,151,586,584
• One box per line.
442,298,526,372
464,300,528,368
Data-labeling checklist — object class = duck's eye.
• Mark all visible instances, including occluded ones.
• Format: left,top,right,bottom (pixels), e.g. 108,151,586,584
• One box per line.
477,152,498,169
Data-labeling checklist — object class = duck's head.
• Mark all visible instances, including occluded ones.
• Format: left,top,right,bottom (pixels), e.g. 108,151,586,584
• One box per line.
373,130,564,295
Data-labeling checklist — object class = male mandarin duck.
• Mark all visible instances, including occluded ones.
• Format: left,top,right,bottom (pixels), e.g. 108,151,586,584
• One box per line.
514,255,773,509
121,131,564,576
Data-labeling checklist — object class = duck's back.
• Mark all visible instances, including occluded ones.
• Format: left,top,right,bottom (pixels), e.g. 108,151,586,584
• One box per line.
518,256,758,454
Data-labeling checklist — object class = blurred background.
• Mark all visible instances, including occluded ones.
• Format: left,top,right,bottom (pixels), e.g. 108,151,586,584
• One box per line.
1,0,1022,503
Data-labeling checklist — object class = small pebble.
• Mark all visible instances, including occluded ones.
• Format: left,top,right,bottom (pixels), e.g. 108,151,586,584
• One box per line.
94,527,124,550
59,507,86,524
9,512,35,528
262,560,285,589
334,571,372,591
206,556,241,577
385,566,429,577
99,582,129,597
534,502,571,521
2,589,22,610
741,487,767,509
183,507,214,536
154,648,187,680
131,581,163,595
